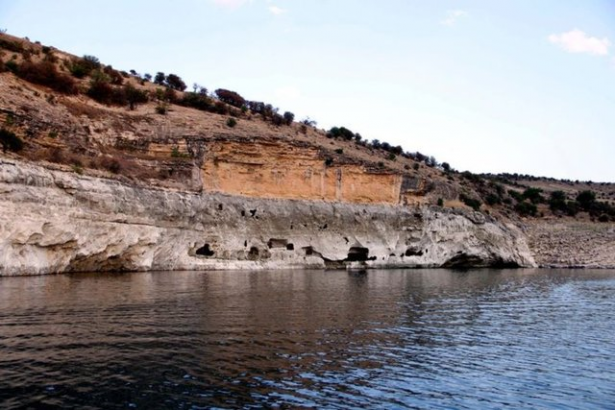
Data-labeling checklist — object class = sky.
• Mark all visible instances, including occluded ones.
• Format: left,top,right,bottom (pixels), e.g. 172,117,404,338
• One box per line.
1,0,614,181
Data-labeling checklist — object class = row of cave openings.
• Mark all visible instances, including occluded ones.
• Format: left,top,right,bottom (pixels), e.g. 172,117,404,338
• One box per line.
195,239,427,262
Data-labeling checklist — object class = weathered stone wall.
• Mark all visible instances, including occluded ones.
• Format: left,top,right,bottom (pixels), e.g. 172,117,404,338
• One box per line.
201,140,403,204
0,159,536,276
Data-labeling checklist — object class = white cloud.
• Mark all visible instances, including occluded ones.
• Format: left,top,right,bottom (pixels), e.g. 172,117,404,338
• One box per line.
441,10,467,26
268,5,286,15
548,29,610,56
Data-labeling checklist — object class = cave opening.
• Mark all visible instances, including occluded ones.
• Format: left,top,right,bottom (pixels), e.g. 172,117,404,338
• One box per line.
303,246,314,256
248,246,260,260
405,248,424,257
346,247,370,262
196,244,215,257
286,243,295,251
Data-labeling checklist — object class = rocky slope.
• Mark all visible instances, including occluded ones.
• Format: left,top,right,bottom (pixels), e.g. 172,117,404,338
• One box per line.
1,32,613,275
0,159,535,276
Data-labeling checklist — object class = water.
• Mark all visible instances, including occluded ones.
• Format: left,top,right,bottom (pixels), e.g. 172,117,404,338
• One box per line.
1,269,614,409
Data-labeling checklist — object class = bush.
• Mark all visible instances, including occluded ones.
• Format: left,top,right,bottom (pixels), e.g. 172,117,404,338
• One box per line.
166,73,186,91
335,148,343,154
515,201,537,217
226,118,237,128
283,111,294,125
154,72,165,85
437,198,444,207
485,194,501,206
215,89,245,108
0,128,23,153
4,59,17,73
16,61,78,94
387,153,396,161
155,102,168,115
576,190,596,211
0,38,24,52
69,55,100,78
522,188,544,204
180,92,212,111
460,193,481,211
124,84,148,110
549,191,567,213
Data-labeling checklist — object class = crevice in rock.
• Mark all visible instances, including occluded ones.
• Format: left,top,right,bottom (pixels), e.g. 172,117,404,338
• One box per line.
196,243,215,257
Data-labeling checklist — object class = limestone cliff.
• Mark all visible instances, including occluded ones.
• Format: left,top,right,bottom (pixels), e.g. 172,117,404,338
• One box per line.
0,159,535,276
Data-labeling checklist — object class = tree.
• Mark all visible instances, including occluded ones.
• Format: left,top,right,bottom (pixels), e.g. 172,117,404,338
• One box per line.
124,84,148,110
154,72,166,85
166,73,187,91
215,89,245,108
0,129,24,153
549,191,567,212
576,190,596,211
441,162,451,172
283,111,294,125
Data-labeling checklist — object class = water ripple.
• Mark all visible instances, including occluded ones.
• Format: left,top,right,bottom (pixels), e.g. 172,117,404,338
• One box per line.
1,269,615,409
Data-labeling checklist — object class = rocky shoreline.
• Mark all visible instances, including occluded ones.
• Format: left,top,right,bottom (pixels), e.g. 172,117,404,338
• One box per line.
0,159,536,276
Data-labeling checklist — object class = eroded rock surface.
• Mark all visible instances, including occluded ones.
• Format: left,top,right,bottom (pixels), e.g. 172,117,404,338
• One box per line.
0,159,536,275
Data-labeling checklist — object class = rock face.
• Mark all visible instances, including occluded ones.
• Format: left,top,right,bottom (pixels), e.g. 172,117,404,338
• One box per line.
0,159,536,276
526,221,615,269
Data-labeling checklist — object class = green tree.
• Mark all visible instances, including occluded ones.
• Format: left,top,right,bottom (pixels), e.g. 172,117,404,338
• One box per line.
576,190,596,211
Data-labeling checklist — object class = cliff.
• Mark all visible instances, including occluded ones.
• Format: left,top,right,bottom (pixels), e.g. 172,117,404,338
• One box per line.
1,32,613,276
0,159,535,275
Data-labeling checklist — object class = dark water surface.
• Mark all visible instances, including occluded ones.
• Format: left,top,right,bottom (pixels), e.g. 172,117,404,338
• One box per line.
1,269,614,409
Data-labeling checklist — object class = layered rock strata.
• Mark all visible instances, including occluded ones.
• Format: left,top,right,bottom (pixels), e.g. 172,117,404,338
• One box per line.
0,159,536,276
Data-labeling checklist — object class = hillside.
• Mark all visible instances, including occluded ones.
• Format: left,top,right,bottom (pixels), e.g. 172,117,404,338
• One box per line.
0,32,613,274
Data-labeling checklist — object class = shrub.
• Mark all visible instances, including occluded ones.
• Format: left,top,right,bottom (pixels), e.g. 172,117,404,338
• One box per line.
522,187,544,204
226,118,237,128
124,84,148,110
549,191,567,212
485,194,501,206
328,126,355,140
335,148,343,154
69,55,100,78
576,190,596,211
154,72,165,85
283,111,294,125
515,201,537,217
16,61,78,94
437,198,444,207
387,153,396,161
0,128,23,153
0,38,24,52
180,92,212,111
413,163,419,171
166,73,186,91
460,193,481,211
441,162,451,172
103,65,124,85
155,102,168,115
271,113,284,126
215,89,245,108
598,214,609,223
4,59,17,73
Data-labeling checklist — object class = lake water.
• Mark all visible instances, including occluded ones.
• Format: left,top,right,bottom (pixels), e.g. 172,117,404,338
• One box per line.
1,269,614,409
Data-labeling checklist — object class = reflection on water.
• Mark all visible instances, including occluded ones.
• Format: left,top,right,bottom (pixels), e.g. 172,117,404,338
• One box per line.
1,269,614,409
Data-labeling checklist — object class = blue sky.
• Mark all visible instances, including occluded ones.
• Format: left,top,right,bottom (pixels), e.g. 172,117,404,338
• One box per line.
1,0,614,181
